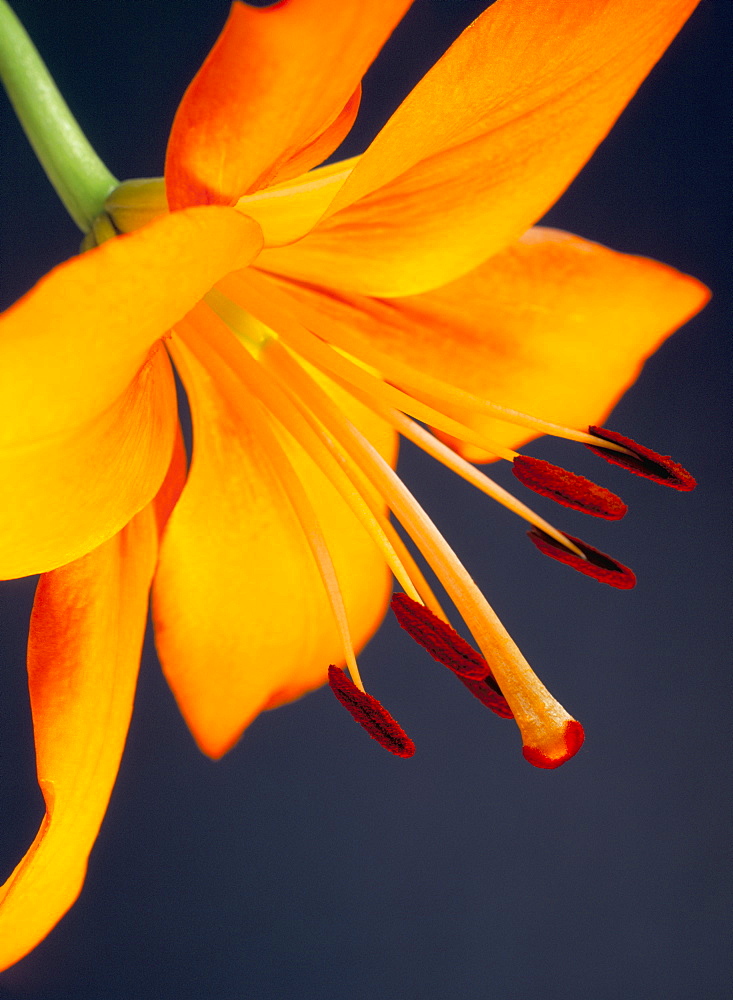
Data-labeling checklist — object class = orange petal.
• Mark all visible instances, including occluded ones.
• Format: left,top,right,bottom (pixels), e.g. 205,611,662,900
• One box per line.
248,227,710,456
256,0,701,296
165,0,412,209
152,321,396,758
0,206,262,578
0,504,158,971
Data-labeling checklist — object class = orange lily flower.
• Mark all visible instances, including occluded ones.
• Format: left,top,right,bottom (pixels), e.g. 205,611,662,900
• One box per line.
0,0,708,970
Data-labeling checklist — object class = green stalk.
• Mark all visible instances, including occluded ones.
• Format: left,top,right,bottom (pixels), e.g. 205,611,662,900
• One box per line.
0,0,117,231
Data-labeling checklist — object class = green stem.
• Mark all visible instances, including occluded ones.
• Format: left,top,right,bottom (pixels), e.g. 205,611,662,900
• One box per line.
0,0,117,231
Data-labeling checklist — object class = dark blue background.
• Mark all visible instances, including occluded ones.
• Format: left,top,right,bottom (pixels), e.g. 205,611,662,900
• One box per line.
1,2,730,998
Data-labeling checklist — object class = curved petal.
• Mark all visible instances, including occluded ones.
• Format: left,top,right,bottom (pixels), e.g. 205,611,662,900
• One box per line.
1,345,176,580
248,228,710,455
165,0,412,209
0,207,261,578
256,0,701,296
0,504,158,972
152,322,396,759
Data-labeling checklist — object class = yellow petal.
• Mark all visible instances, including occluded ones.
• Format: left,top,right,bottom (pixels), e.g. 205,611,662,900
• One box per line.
256,0,701,296
1,344,176,579
0,207,262,578
165,0,412,208
152,320,396,758
235,157,358,248
248,227,710,456
0,504,158,972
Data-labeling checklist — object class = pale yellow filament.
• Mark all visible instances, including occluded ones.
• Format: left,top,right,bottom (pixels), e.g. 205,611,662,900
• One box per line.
219,271,634,456
175,320,365,692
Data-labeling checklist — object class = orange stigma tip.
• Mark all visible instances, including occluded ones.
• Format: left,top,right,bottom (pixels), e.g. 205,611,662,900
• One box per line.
586,426,697,491
327,666,415,758
391,593,489,680
512,456,627,520
458,674,514,719
522,720,585,769
527,529,636,589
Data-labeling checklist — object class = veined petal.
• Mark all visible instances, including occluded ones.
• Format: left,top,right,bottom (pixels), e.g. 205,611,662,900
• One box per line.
248,228,709,456
257,0,701,296
0,504,158,972
165,0,412,209
152,318,396,759
0,207,261,578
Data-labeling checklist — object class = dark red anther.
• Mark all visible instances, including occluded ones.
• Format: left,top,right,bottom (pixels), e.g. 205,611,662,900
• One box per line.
527,529,636,589
585,426,697,491
391,593,488,680
512,456,627,520
327,666,415,758
458,674,514,719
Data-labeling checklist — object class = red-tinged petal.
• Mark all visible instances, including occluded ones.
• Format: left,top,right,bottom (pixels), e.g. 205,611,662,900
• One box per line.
0,504,158,971
512,456,627,520
391,593,488,680
523,720,585,770
0,207,262,578
327,666,415,758
254,228,709,456
152,322,397,759
152,423,188,536
527,529,637,590
257,0,702,295
586,426,697,490
165,0,412,209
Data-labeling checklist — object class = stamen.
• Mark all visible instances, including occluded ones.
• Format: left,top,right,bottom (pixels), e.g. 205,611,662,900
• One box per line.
512,456,627,520
391,593,489,680
585,426,697,490
458,674,514,719
258,339,582,767
527,529,636,589
522,721,585,769
328,666,416,758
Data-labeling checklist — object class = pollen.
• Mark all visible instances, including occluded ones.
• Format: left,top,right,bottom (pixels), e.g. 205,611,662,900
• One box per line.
391,593,490,680
512,456,627,519
328,666,416,758
527,528,636,589
586,426,697,490
457,674,514,719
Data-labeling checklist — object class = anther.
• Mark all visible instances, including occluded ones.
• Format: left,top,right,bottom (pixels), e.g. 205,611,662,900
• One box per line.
328,666,416,758
527,529,636,589
522,720,585,769
512,456,627,520
391,593,489,680
586,426,697,490
458,674,514,719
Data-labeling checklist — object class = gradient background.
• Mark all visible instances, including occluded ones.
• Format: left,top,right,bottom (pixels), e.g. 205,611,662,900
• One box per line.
0,2,730,998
